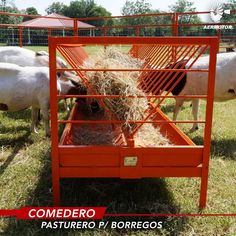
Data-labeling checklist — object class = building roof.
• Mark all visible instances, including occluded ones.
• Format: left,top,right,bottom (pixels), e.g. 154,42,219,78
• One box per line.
19,13,95,28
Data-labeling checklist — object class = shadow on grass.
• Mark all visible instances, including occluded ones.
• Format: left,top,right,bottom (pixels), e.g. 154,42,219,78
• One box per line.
192,136,236,160
0,127,32,176
2,105,190,235
2,109,31,120
160,104,174,114
211,139,236,160
3,166,190,235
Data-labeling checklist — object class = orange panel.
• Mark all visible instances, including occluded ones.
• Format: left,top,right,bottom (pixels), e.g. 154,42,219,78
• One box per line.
59,167,201,178
60,167,120,178
60,154,120,167
142,148,203,167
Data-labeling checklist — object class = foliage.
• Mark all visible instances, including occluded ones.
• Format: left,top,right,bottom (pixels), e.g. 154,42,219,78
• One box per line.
222,0,236,23
45,0,113,27
62,0,112,27
121,0,152,16
45,1,66,15
22,7,39,22
169,0,201,24
120,0,155,36
168,0,202,36
0,1,22,24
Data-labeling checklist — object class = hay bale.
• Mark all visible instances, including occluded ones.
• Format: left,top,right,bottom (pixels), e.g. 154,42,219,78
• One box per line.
77,47,171,146
84,48,146,131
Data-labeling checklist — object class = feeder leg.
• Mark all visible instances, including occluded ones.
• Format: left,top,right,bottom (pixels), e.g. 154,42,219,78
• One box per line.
199,167,209,209
52,177,60,206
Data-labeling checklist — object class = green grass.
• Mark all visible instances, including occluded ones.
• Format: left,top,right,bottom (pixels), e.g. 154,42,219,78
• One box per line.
0,45,235,235
0,99,235,235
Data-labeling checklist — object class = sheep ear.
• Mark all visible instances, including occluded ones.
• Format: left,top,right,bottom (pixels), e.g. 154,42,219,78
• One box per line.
56,72,61,78
35,51,49,57
66,76,82,85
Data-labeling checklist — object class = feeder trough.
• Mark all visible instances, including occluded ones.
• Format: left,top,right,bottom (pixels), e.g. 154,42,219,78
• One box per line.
49,36,218,208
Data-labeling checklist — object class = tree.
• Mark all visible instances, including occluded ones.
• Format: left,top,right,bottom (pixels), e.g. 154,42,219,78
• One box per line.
121,0,152,16
62,0,113,27
45,1,66,14
23,7,39,22
120,0,155,36
169,0,202,36
222,0,236,23
169,0,201,24
0,1,22,24
0,1,22,45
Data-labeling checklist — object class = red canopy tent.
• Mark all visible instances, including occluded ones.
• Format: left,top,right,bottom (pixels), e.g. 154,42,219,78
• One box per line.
18,13,95,44
19,13,95,29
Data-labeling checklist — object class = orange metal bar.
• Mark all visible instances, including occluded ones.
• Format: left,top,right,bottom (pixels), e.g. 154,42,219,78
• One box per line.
57,120,206,124
56,68,209,73
57,45,114,116
49,37,60,206
141,45,196,98
150,45,199,96
57,94,208,100
19,27,23,47
139,46,173,93
48,36,218,45
172,13,179,36
59,167,202,178
73,19,78,36
151,45,207,102
199,38,219,208
130,44,209,138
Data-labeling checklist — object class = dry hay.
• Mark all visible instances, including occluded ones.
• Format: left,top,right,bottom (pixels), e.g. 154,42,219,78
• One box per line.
72,108,117,146
74,47,171,147
84,47,146,132
73,124,115,146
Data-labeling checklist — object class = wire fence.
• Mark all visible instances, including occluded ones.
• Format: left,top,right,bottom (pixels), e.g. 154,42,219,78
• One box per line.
0,10,236,51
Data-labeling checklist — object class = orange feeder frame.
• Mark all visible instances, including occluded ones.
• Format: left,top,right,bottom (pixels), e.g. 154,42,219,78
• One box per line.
49,36,218,208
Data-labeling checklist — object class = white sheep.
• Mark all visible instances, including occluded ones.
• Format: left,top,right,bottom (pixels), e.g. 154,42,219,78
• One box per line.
173,52,236,131
0,63,85,136
0,46,73,111
0,46,67,68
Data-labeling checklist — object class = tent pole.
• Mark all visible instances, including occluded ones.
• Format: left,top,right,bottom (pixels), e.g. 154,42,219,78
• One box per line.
27,28,31,44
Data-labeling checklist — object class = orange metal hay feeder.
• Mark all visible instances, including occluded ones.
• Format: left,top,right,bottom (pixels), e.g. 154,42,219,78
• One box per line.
49,36,218,208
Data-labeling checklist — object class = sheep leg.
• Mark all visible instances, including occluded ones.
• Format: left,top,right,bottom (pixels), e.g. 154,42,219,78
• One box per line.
63,99,69,111
64,98,73,111
190,99,200,132
70,98,73,108
40,102,50,137
31,107,39,133
36,109,41,126
173,98,184,121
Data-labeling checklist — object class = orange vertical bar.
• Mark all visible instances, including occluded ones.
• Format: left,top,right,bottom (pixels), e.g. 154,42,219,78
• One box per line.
48,28,52,37
49,37,60,206
135,26,140,36
172,13,178,61
19,27,23,47
172,13,179,36
74,18,78,36
104,28,108,36
199,38,219,208
217,29,221,53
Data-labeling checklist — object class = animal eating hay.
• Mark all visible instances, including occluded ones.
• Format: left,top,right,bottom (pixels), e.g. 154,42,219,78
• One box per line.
73,48,171,147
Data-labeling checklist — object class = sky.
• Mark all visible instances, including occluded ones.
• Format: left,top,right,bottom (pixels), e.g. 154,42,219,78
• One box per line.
12,0,218,16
